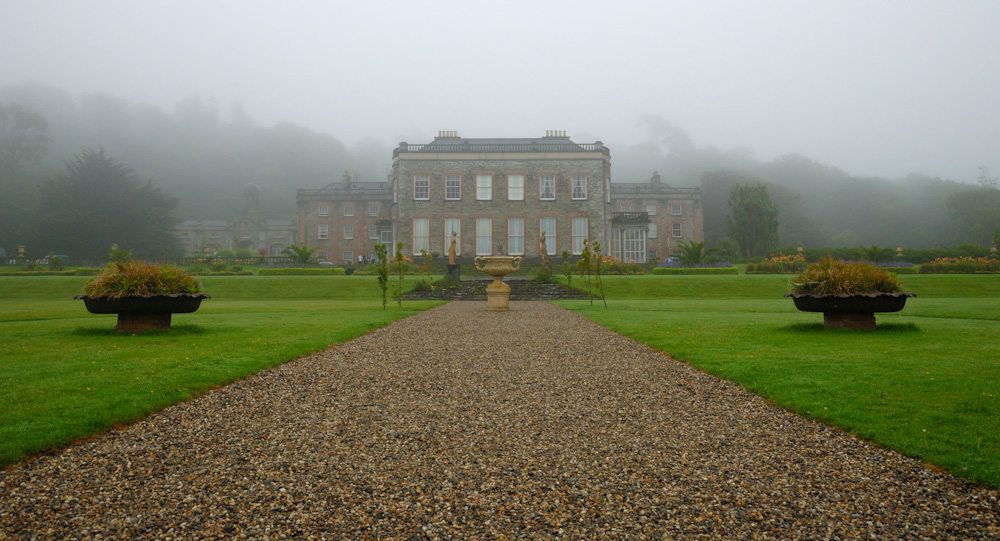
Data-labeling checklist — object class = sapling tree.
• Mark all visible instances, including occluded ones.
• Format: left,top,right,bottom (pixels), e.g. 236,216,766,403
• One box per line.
592,240,608,309
420,249,435,292
394,241,405,307
561,250,573,293
578,239,594,305
375,242,389,310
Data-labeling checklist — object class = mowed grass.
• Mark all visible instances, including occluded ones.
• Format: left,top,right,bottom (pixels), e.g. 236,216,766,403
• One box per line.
556,274,1000,488
0,276,442,466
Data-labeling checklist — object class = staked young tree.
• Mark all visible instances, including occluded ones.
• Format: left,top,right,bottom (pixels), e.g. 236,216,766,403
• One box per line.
725,183,780,259
32,148,182,259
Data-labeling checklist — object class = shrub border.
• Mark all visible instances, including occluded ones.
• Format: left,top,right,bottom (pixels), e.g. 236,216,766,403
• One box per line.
652,267,739,275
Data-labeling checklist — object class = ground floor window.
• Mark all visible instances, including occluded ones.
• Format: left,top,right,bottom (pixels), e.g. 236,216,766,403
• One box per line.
413,218,429,254
572,217,588,255
622,227,646,263
508,218,524,255
476,218,492,255
343,251,353,264
539,217,556,255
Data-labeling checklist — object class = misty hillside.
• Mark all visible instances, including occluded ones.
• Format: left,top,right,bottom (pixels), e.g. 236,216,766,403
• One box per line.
1,83,983,249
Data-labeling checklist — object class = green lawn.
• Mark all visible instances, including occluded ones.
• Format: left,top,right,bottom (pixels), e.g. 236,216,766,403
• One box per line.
4,273,999,490
0,276,442,466
556,273,1000,488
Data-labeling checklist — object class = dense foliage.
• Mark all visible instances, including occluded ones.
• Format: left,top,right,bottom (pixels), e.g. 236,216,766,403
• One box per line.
83,260,201,298
790,257,904,296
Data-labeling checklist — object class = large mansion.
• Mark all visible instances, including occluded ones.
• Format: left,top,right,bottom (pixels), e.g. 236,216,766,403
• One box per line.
297,132,703,264
177,132,704,264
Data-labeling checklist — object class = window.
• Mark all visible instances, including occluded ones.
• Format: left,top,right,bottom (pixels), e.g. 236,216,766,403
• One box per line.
414,174,430,200
380,230,393,244
620,204,631,212
369,204,380,216
369,224,378,239
646,204,657,216
572,217,588,255
343,251,353,264
539,174,555,200
672,223,683,238
508,218,524,255
649,223,657,238
344,205,354,217
445,174,461,200
318,205,329,217
413,218,429,254
507,174,524,200
343,224,354,239
317,250,328,261
444,218,461,256
539,217,556,255
476,218,492,255
476,174,492,200
317,224,329,239
671,204,682,216
572,175,587,200
623,227,646,263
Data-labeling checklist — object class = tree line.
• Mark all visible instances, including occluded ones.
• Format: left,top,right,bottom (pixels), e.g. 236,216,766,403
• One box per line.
2,85,997,259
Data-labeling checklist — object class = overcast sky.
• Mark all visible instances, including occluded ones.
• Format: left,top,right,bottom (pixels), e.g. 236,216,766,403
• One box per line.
3,0,998,182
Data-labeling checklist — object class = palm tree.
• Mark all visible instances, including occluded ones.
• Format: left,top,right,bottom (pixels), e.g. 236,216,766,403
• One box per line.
676,239,716,266
282,244,319,265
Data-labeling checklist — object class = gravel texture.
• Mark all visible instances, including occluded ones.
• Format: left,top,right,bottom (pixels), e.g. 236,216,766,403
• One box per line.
1,301,997,539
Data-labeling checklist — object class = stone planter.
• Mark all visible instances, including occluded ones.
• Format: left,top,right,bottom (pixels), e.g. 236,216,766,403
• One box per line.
76,293,210,333
784,292,915,329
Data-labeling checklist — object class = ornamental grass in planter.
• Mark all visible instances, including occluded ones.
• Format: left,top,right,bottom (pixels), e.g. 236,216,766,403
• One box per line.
785,256,914,330
76,261,209,333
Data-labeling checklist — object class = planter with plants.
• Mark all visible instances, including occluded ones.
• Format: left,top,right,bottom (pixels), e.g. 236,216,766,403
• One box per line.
75,260,209,333
784,256,914,330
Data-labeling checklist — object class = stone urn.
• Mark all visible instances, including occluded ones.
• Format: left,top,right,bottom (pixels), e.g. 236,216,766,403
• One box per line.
474,256,523,311
784,292,915,329
76,293,211,333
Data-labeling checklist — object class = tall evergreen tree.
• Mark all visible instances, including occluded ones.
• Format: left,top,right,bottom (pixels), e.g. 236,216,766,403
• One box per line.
725,183,780,258
33,148,182,259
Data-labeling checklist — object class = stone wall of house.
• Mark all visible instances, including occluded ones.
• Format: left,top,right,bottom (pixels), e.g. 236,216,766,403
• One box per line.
393,151,611,258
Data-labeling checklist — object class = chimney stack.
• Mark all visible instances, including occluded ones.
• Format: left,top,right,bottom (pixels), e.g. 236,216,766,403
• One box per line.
651,171,661,188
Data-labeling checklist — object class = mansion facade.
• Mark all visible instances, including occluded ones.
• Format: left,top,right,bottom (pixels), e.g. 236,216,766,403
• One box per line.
295,132,703,264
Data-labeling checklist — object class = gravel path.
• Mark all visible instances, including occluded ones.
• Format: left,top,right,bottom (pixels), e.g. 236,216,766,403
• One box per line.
2,301,997,539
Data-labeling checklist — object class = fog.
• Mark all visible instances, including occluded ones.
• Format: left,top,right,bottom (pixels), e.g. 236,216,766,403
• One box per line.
4,0,998,182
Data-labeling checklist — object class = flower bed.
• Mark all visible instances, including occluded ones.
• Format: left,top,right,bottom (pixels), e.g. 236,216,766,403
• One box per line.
746,253,807,274
919,257,1000,274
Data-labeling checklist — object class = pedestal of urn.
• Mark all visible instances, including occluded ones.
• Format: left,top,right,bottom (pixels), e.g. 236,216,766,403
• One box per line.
474,256,523,311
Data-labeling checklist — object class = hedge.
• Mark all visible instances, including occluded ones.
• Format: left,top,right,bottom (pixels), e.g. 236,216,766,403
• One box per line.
258,268,347,276
0,268,101,276
651,267,739,275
